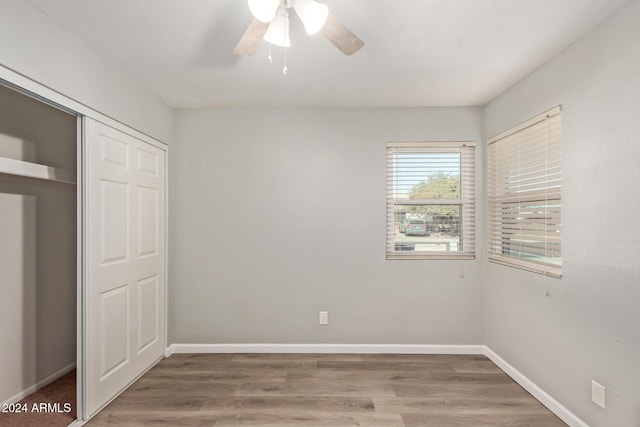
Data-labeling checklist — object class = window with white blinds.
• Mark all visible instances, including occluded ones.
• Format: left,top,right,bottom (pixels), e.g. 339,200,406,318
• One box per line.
386,142,475,260
488,107,562,277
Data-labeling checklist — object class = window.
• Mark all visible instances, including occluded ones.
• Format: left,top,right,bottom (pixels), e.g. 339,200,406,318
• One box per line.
386,142,475,260
488,107,562,277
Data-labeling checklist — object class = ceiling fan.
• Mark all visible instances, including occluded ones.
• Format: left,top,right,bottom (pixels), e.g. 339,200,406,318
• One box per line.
233,0,365,57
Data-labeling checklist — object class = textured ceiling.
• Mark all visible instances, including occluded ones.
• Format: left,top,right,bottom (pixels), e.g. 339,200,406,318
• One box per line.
26,0,633,108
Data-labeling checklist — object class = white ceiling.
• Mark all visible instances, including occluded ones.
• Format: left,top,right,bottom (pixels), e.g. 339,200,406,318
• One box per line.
27,0,633,109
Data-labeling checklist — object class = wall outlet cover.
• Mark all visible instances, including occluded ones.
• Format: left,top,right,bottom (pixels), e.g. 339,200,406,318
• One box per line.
319,311,328,325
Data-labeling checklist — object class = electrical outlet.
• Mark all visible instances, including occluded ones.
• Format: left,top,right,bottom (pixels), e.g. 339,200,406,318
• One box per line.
319,311,328,325
592,380,605,409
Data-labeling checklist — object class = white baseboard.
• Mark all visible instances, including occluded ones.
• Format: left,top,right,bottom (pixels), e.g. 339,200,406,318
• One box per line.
1,362,76,406
484,347,588,427
165,343,485,357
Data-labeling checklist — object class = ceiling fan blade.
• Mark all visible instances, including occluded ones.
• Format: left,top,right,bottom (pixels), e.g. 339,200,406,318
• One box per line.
233,18,270,56
320,12,364,56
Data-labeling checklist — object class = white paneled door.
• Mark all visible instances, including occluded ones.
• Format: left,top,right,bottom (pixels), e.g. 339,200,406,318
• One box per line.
84,118,165,417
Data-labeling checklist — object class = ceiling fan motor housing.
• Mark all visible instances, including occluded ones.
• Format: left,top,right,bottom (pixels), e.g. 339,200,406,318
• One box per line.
237,0,364,56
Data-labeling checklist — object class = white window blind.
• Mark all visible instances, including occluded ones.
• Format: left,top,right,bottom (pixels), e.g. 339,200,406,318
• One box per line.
488,107,562,277
386,142,475,260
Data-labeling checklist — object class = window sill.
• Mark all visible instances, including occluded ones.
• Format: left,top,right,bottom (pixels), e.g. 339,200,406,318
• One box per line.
387,253,475,260
488,257,562,278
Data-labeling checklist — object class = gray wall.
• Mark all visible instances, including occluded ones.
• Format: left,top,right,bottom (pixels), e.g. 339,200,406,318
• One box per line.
483,1,640,425
0,0,173,143
0,85,77,403
171,107,485,345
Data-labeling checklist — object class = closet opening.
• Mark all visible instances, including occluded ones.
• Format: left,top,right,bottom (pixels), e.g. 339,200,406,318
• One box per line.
0,82,80,427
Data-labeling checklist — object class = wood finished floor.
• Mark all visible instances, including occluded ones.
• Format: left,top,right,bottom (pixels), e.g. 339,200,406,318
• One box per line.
87,354,566,426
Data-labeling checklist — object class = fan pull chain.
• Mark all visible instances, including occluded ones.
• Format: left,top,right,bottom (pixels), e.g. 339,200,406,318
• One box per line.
282,10,288,75
268,42,273,64
282,45,288,74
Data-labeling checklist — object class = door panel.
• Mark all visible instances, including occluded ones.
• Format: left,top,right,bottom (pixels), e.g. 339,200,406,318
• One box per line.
137,186,158,257
137,275,159,352
85,118,165,417
100,285,129,377
99,180,129,264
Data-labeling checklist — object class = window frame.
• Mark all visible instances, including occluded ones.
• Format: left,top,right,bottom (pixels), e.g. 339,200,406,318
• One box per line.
487,106,562,278
386,141,476,260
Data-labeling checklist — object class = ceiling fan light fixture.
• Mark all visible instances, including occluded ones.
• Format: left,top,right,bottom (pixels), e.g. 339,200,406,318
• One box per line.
293,0,328,35
263,8,291,47
248,0,281,23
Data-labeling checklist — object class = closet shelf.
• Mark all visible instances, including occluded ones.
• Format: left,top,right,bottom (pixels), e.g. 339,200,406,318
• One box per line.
0,156,76,184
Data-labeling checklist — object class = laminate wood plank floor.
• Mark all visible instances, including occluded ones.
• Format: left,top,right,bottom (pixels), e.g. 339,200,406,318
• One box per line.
87,354,566,426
